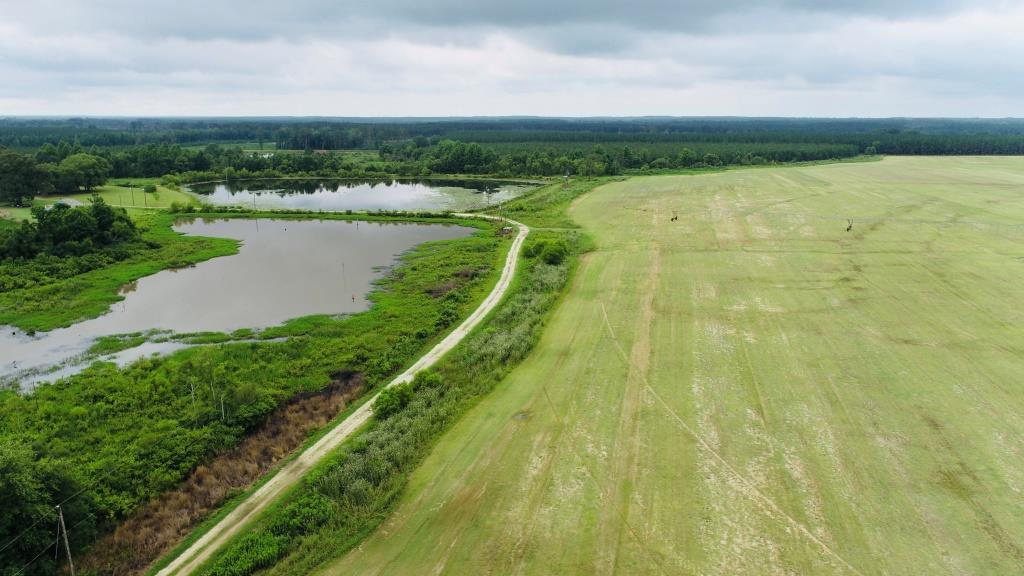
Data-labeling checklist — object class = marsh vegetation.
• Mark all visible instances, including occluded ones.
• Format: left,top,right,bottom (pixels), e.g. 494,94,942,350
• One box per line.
0,206,505,576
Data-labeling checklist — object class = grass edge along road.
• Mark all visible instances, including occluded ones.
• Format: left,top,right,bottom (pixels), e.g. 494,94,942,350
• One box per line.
323,157,1024,575
154,214,529,576
185,179,600,576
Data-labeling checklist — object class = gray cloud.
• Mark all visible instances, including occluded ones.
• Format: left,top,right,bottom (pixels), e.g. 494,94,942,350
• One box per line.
5,0,1002,38
0,0,1020,116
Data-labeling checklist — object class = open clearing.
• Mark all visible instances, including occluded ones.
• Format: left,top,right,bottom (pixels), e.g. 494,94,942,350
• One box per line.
325,157,1024,575
1,181,197,225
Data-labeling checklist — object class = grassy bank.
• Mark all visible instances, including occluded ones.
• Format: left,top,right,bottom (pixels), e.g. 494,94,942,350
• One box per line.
0,211,237,332
0,211,507,576
187,179,605,576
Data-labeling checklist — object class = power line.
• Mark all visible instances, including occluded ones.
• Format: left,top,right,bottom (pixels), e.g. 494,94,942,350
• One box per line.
9,512,93,576
0,470,103,555
0,519,45,556
9,537,57,576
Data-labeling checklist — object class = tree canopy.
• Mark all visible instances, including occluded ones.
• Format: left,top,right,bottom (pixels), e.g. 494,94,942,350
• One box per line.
0,148,112,206
0,147,51,206
49,153,112,194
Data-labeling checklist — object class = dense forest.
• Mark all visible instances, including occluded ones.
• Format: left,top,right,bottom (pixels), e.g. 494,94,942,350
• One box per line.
1,117,1024,182
4,116,1024,148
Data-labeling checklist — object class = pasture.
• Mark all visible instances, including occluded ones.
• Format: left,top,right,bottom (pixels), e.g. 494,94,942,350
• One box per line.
1,179,199,226
324,157,1024,575
51,178,198,211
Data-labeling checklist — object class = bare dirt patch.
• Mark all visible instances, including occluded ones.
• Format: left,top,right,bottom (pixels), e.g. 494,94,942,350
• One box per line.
80,373,365,576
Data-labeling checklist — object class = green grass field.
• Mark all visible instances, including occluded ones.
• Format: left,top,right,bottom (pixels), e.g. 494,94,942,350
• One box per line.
1,180,200,226
323,157,1024,575
44,179,198,210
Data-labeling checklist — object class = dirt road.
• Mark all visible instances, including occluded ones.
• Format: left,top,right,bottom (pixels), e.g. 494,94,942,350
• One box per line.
154,214,528,576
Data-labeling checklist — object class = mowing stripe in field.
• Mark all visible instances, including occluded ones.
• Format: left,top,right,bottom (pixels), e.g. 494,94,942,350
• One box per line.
324,157,1024,575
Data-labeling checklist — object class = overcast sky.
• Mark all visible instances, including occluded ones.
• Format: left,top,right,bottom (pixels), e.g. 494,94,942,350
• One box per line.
0,0,1020,117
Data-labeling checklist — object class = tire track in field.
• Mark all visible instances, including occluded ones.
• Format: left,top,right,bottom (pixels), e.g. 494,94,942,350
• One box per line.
537,384,670,576
598,304,867,576
600,219,661,575
374,253,601,576
489,254,611,573
527,247,670,575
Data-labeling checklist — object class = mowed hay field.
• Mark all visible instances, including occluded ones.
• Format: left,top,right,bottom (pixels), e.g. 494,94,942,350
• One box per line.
325,157,1024,575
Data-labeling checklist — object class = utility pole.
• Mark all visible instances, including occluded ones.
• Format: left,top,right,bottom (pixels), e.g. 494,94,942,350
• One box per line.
56,505,75,576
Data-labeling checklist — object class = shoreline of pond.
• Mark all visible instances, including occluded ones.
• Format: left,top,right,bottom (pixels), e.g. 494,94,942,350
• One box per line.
0,213,486,390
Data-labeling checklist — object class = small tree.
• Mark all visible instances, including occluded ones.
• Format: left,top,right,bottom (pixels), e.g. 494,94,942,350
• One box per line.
541,241,568,265
52,153,112,193
702,153,723,166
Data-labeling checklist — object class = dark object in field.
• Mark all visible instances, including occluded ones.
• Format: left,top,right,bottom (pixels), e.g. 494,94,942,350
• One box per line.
846,219,854,232
671,211,679,222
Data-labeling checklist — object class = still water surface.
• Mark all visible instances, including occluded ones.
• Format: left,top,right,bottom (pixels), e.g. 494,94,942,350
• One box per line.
1,217,473,388
188,179,532,211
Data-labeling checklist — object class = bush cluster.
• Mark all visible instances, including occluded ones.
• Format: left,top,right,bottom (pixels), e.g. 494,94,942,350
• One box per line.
0,196,137,260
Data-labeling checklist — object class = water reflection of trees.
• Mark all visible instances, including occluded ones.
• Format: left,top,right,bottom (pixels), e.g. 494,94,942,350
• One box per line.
206,178,527,196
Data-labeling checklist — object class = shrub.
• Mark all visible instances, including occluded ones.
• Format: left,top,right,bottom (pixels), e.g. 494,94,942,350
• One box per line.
373,382,414,419
205,531,287,576
541,241,567,265
268,493,336,537
524,239,547,258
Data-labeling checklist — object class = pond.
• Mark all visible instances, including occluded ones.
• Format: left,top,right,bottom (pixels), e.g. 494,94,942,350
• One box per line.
187,179,534,212
0,217,474,389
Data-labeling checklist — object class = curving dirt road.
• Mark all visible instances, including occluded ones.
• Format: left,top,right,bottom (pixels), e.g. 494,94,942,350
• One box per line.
154,214,528,576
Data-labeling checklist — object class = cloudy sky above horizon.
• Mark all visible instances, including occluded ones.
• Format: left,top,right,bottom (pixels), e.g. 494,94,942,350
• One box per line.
0,0,1020,117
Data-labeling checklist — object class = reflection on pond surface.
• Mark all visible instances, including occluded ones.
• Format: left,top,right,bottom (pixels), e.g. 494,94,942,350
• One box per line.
188,179,534,211
0,217,474,389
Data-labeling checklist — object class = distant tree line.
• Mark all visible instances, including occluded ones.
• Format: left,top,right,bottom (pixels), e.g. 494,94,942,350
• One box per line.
4,116,1024,187
380,140,865,176
3,116,1024,154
